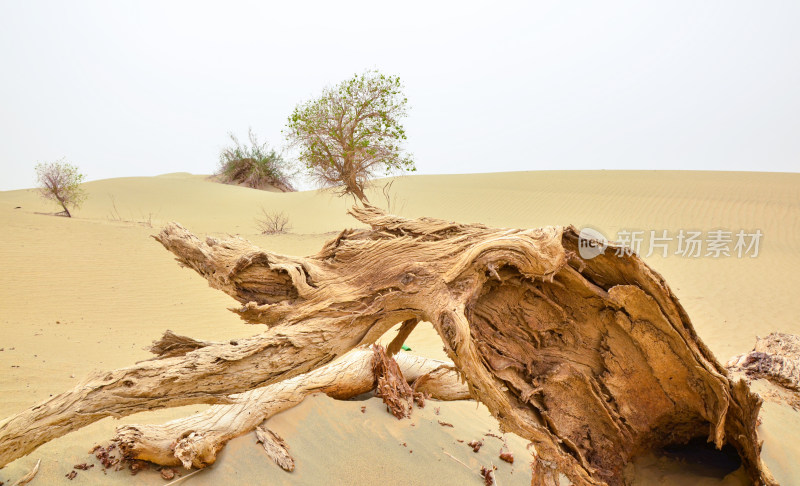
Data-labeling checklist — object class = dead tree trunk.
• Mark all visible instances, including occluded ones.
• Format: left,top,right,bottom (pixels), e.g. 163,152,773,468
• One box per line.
0,206,775,485
113,342,468,468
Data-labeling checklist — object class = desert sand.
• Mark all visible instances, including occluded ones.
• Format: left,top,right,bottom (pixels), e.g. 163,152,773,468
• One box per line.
0,170,798,485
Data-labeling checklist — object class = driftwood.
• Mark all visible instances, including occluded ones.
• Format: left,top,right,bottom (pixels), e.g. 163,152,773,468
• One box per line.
727,332,800,391
111,343,468,468
10,458,40,486
255,426,294,472
0,206,775,485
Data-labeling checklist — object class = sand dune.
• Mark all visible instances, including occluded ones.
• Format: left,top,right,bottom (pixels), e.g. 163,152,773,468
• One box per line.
0,171,798,485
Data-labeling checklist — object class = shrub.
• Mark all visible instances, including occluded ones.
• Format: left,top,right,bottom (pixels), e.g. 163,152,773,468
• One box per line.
217,129,295,192
256,208,291,234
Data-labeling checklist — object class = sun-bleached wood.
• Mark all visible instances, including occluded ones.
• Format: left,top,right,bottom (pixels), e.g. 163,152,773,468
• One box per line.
0,206,775,485
111,344,468,468
255,426,294,472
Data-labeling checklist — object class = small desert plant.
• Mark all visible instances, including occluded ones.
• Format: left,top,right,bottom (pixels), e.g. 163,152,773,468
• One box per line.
256,208,291,234
218,130,295,192
35,159,87,217
108,195,155,228
380,179,407,215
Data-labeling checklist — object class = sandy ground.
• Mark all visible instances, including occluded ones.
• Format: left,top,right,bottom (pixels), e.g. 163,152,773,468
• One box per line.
0,170,798,485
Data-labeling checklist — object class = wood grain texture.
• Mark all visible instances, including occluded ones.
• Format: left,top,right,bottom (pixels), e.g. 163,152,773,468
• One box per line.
111,345,467,468
0,205,774,485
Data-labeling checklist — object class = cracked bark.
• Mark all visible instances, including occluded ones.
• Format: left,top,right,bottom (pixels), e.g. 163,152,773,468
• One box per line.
0,206,775,485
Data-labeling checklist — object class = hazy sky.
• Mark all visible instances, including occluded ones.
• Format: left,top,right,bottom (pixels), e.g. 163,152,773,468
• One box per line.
1,1,798,190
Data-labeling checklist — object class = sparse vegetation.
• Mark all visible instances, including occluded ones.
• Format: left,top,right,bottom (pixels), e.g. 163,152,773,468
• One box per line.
217,130,295,192
34,159,87,217
256,208,291,234
108,195,155,228
285,70,415,203
380,179,407,215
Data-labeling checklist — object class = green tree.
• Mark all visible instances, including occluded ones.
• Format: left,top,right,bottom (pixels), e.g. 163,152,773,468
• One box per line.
285,70,415,202
34,159,87,217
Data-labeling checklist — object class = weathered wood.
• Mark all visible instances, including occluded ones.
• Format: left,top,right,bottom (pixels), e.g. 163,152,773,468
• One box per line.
386,319,419,356
147,330,214,358
0,317,409,469
727,332,800,390
0,206,775,485
255,426,294,472
10,458,40,486
372,344,421,418
110,345,468,468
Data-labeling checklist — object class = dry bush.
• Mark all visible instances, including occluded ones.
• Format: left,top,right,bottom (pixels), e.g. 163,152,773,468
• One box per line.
218,130,295,192
381,179,407,214
256,208,291,234
108,195,156,228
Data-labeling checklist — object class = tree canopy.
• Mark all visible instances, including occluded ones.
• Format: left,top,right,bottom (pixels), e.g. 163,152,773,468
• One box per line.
34,159,87,217
285,70,415,202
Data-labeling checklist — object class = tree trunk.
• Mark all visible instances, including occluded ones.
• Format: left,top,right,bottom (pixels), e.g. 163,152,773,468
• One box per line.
0,206,775,485
348,176,368,203
57,197,71,217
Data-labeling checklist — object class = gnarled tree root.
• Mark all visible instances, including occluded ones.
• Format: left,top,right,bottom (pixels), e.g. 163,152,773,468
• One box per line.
0,206,776,485
111,342,468,469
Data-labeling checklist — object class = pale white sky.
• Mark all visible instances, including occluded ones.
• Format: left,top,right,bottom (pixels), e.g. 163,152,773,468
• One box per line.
1,1,798,190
